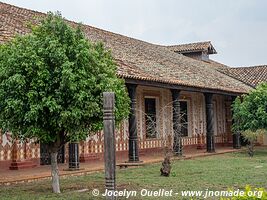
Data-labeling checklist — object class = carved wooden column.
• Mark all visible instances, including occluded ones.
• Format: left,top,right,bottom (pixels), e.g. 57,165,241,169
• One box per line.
127,84,139,162
231,96,241,149
171,89,182,156
103,92,116,199
68,142,80,170
205,93,215,152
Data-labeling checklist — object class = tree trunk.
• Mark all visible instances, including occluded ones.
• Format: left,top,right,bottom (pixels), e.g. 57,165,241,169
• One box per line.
248,141,254,157
51,151,61,193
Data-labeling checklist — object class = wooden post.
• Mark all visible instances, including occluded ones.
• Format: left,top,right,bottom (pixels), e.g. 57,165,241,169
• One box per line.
103,92,116,200
171,89,182,156
205,93,215,152
127,84,139,162
68,142,80,170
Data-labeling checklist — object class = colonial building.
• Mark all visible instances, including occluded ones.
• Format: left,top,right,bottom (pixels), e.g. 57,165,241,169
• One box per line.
0,2,266,169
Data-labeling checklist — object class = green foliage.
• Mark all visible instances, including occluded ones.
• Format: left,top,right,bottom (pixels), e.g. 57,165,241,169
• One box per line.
242,129,266,157
241,130,264,143
232,83,267,157
222,185,267,200
232,82,267,133
0,13,130,146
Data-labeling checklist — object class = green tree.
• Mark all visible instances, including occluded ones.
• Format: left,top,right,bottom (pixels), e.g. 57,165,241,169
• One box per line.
232,83,267,156
0,13,130,193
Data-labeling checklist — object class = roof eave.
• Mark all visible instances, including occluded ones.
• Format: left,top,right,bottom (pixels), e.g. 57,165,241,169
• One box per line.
122,76,249,96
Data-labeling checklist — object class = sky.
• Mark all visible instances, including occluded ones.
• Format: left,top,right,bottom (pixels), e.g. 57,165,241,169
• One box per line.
2,0,267,67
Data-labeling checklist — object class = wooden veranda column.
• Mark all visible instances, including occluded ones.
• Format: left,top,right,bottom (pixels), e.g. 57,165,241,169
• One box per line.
231,96,241,149
127,84,139,162
205,93,215,152
171,89,182,156
103,92,116,200
68,142,80,170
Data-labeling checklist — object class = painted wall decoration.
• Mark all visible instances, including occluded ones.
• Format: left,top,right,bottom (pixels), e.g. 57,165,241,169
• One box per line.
0,86,234,164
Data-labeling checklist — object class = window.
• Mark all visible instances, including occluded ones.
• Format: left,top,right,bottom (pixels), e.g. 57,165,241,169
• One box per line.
145,98,157,138
180,101,188,137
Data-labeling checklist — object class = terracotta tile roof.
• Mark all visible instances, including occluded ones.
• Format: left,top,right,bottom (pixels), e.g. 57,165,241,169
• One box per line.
0,2,252,94
200,59,229,70
219,65,267,87
166,41,217,54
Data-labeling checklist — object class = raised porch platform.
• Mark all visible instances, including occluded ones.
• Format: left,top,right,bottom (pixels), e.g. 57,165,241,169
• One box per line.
0,146,243,186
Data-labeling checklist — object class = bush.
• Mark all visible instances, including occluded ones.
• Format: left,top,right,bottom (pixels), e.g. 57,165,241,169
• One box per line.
222,185,267,200
241,129,265,157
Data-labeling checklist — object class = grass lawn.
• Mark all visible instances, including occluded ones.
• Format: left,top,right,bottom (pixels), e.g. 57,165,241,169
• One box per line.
0,148,267,200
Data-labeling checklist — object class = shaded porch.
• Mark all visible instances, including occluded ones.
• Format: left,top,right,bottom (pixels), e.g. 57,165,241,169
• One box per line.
0,82,243,169
120,82,242,163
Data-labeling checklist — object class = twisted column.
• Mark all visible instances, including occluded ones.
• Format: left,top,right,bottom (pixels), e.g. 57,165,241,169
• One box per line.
205,93,215,152
171,89,182,156
127,84,139,162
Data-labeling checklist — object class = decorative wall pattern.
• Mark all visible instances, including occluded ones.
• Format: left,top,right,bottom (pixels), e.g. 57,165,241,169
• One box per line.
213,95,227,136
0,87,232,164
0,132,12,161
0,132,39,162
137,86,173,143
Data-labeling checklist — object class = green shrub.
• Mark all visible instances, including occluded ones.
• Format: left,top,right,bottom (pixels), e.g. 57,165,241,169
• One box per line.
221,185,267,200
241,130,265,157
